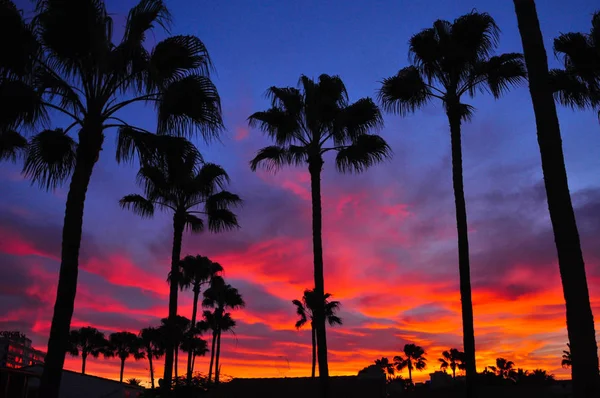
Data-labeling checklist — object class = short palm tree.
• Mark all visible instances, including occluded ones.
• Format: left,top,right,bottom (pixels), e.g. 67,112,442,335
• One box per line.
202,276,245,384
179,254,223,381
513,2,600,396
0,2,223,396
292,289,342,378
139,327,166,389
107,332,145,383
489,358,515,379
562,343,572,369
160,315,190,384
120,154,240,388
249,74,390,380
438,348,466,379
394,344,427,383
374,357,395,379
66,326,108,374
379,13,526,391
180,334,209,375
551,11,600,118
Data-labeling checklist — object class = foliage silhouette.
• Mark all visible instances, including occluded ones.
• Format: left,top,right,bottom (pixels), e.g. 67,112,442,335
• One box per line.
438,348,466,379
394,343,427,383
106,331,145,383
140,327,166,389
66,327,109,375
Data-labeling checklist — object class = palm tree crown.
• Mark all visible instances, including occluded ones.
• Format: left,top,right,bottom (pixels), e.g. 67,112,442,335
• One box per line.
292,289,343,329
139,327,165,389
107,331,145,383
394,343,427,383
562,343,572,368
374,357,395,378
438,348,466,379
66,326,109,374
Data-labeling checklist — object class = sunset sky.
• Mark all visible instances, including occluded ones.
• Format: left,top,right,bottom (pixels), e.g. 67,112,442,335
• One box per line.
2,0,600,387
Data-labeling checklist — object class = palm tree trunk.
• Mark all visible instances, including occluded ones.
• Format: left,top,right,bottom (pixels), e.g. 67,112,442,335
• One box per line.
120,358,125,383
81,353,87,374
308,157,330,395
187,286,200,382
447,106,476,398
192,353,196,374
215,329,222,384
311,324,317,378
39,130,102,398
149,353,155,389
408,365,412,384
452,365,456,380
513,2,600,397
208,330,217,383
174,348,178,383
162,212,186,393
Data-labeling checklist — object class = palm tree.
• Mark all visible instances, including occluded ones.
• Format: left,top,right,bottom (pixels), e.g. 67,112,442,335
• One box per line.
438,348,466,380
126,378,143,387
562,343,573,369
180,334,209,375
394,344,427,383
374,357,395,379
66,326,108,374
551,11,600,118
292,289,342,378
202,276,245,384
139,327,165,389
107,332,145,383
513,2,600,396
379,14,526,392
249,74,390,381
490,358,515,379
179,254,223,381
120,155,240,388
0,1,223,396
160,315,190,385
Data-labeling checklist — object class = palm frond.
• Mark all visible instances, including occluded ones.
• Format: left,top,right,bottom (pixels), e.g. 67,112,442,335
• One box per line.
314,74,349,106
249,145,307,172
194,163,230,192
148,35,212,90
157,75,223,139
34,67,84,114
248,108,301,146
206,208,240,233
205,191,243,212
123,0,171,45
334,97,384,144
0,79,47,129
470,53,527,98
136,164,171,200
451,11,499,62
0,130,28,162
335,134,391,173
0,0,39,78
409,24,446,83
549,68,594,109
184,213,205,233
554,32,596,76
265,86,303,113
327,315,342,326
23,128,77,190
119,194,155,218
378,66,432,115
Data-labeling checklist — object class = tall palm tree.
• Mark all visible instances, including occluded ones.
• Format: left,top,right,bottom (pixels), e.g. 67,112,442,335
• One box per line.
120,155,240,388
374,357,395,379
562,343,573,369
249,74,390,381
378,13,526,392
489,358,515,379
394,344,427,383
438,348,466,380
0,2,223,396
551,11,600,118
292,289,342,378
180,334,209,375
107,331,145,383
513,2,600,397
202,276,245,384
66,326,108,374
179,254,223,381
139,327,165,389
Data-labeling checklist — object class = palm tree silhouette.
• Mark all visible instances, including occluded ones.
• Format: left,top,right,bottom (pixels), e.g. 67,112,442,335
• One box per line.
202,276,245,384
249,74,390,382
292,289,342,378
438,348,466,379
139,327,166,389
180,334,209,375
66,326,108,374
489,358,515,379
562,343,572,369
513,2,600,395
107,331,145,383
0,131,27,162
120,153,240,388
1,1,224,395
394,344,427,383
179,254,223,382
551,11,600,118
374,357,395,379
379,13,526,393
160,315,190,385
